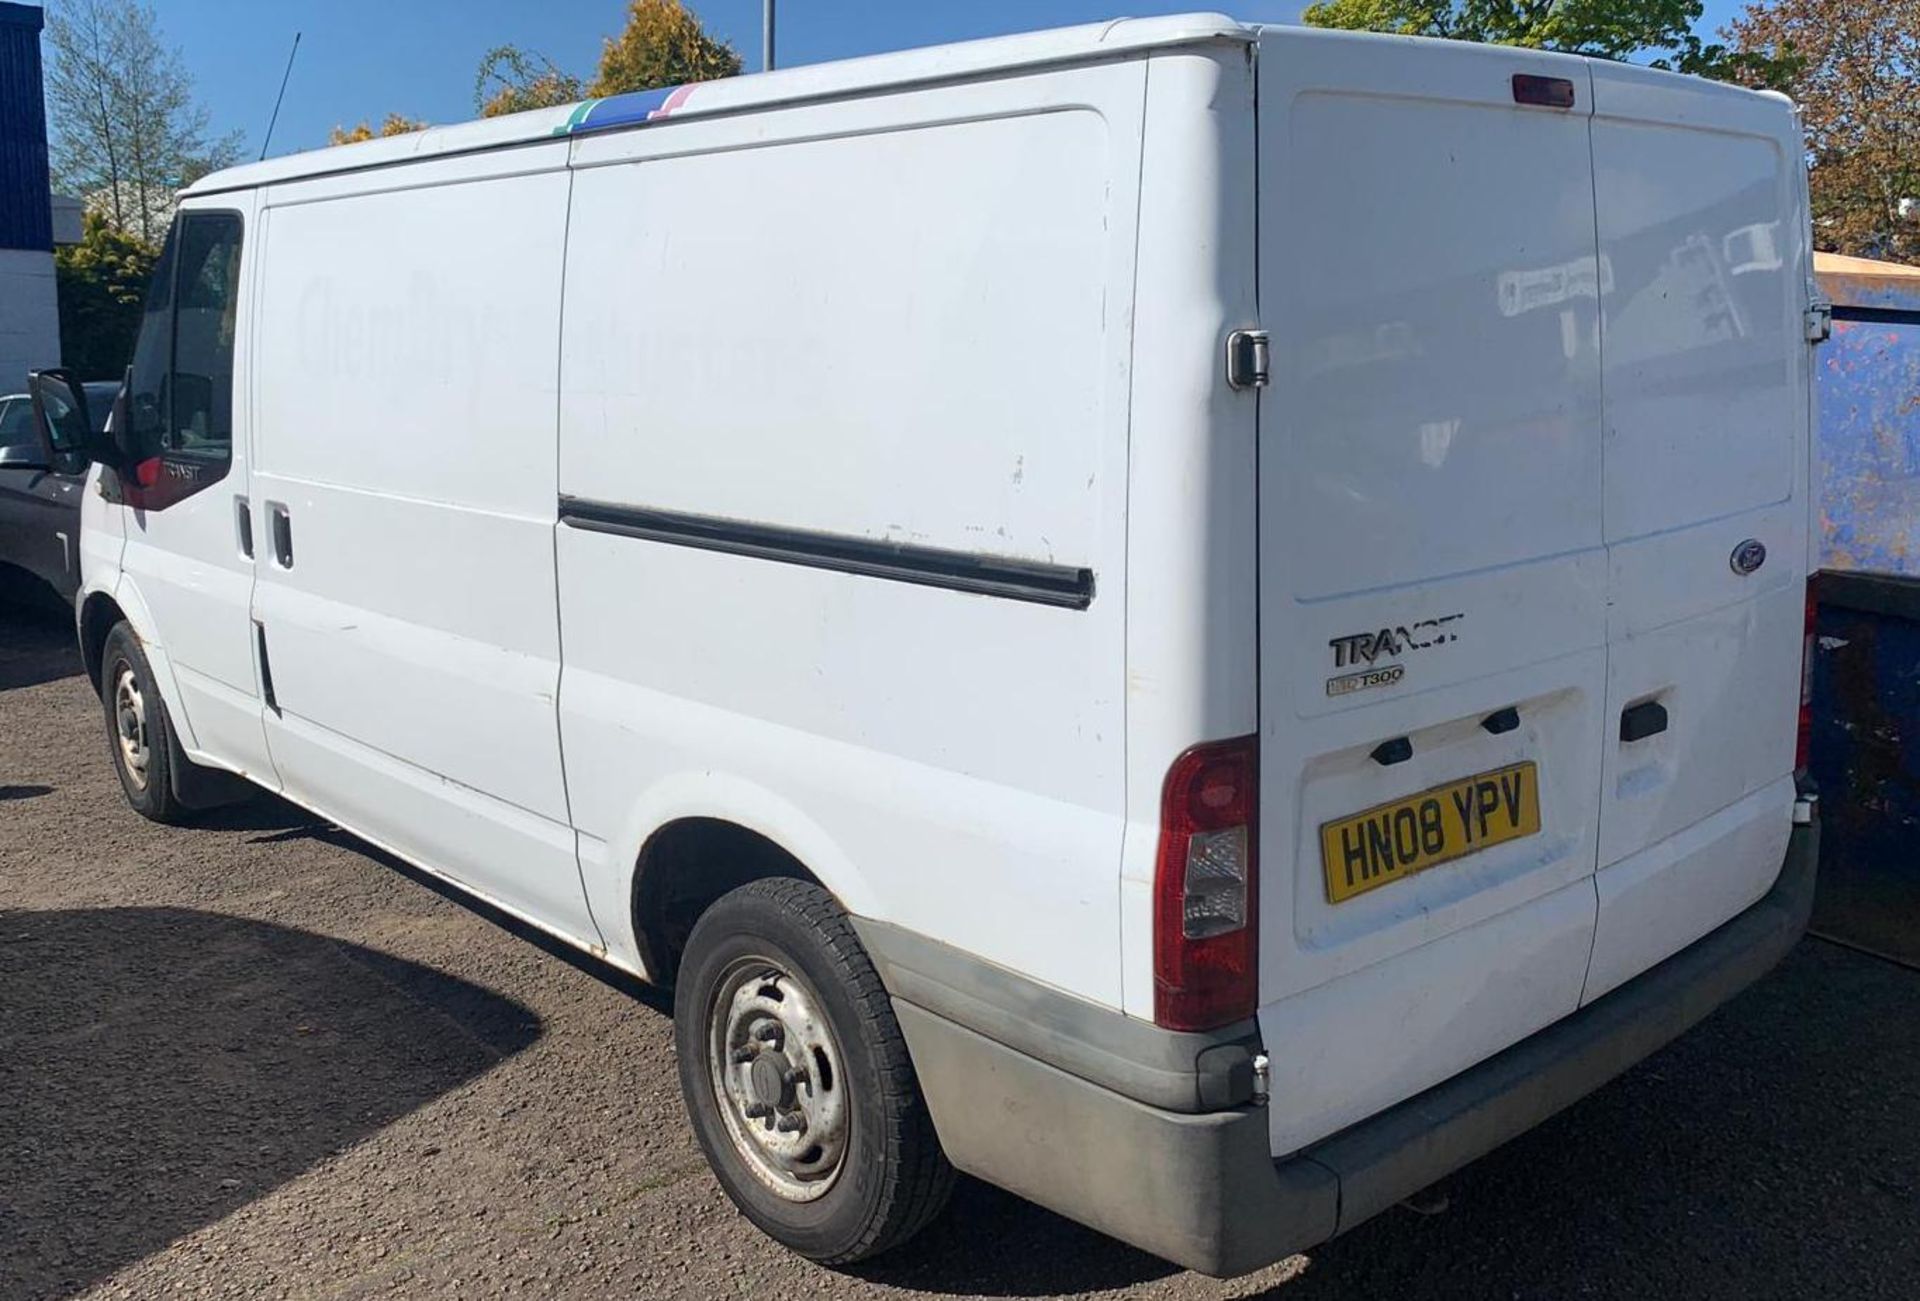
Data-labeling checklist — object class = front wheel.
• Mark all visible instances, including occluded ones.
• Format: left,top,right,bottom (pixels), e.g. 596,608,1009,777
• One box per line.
99,621,189,825
673,878,954,1264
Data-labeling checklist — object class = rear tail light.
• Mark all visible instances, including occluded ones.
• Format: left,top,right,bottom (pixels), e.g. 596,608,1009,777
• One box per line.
1153,735,1258,1032
1796,575,1818,771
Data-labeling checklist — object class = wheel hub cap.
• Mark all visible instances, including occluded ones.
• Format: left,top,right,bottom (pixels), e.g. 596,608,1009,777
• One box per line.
112,663,150,791
748,1053,793,1109
708,958,849,1202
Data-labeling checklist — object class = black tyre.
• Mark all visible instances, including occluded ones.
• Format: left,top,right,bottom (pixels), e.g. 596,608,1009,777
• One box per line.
99,621,189,825
674,878,954,1264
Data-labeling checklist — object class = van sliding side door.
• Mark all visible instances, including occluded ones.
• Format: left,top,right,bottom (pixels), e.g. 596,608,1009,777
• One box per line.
245,158,596,943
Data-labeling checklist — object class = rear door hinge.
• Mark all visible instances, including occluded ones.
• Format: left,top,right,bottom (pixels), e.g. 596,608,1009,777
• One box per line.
1226,328,1270,389
1805,300,1832,344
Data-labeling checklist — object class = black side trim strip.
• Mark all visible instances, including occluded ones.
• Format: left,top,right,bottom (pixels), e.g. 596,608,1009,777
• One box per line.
557,497,1095,610
1833,305,1920,327
254,620,278,715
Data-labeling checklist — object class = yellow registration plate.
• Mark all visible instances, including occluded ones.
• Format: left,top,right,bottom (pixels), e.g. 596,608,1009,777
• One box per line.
1321,761,1541,904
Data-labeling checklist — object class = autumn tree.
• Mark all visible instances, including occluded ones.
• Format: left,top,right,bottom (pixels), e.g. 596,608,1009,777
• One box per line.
474,0,740,119
327,114,431,146
1300,0,1737,74
591,0,742,94
54,210,158,378
1726,0,1920,261
42,0,242,243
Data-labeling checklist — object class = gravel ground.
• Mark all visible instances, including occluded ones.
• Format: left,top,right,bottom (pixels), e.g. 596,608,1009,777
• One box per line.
3,599,1917,1301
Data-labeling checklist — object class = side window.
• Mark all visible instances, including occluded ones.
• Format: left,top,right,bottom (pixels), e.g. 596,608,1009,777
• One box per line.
124,227,177,459
170,214,243,460
123,210,243,469
0,399,30,444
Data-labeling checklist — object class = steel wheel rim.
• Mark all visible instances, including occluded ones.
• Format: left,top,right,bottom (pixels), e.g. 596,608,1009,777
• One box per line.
112,661,150,791
707,954,849,1202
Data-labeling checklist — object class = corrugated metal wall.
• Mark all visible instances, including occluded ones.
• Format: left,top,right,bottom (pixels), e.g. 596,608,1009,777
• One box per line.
1815,254,1920,580
0,2,52,253
1808,253,1920,965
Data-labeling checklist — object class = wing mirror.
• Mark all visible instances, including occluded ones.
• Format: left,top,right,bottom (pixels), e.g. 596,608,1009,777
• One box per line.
29,368,122,475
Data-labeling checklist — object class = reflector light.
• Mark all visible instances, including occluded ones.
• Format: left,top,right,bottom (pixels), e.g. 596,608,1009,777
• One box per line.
1183,826,1249,938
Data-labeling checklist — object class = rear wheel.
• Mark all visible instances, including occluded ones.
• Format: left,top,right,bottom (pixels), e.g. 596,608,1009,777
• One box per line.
674,878,954,1264
99,621,188,825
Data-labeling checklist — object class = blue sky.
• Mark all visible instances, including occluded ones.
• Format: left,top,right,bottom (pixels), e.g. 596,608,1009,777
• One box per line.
144,0,1752,159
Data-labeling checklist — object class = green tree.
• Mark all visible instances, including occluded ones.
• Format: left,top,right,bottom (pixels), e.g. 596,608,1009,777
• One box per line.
475,46,585,118
1299,0,1736,75
53,210,159,380
589,0,742,96
327,114,431,146
1726,0,1920,260
471,1,740,121
43,0,242,243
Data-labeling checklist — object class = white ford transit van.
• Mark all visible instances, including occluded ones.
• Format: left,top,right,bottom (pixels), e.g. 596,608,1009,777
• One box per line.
37,16,1823,1277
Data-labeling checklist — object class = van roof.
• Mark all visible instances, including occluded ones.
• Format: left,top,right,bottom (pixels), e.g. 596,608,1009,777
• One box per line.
182,13,1254,197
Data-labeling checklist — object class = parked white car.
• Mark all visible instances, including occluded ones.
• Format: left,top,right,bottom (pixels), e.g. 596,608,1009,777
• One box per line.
36,16,1823,1276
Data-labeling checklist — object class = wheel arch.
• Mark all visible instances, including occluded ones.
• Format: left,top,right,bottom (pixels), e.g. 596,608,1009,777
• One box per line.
77,586,128,696
78,577,199,752
630,818,822,984
609,775,882,985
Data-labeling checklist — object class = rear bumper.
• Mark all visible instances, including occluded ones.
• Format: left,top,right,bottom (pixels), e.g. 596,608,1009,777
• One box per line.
862,819,1817,1278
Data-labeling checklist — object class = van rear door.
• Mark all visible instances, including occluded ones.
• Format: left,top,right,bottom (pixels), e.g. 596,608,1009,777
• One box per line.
1581,64,1810,1000
1254,33,1609,1156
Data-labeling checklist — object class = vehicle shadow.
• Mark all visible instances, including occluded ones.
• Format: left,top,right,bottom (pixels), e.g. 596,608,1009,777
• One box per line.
234,812,676,1018
0,598,81,692
0,906,543,1301
847,1177,1184,1294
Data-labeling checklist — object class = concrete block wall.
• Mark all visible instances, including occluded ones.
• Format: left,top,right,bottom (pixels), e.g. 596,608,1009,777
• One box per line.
0,247,59,393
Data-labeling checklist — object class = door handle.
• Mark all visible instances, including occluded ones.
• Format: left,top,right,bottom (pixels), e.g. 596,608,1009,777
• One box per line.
235,496,253,559
268,502,293,568
1370,736,1413,766
1620,699,1668,743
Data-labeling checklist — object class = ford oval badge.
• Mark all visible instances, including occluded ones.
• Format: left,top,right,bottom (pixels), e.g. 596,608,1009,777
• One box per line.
1730,539,1767,576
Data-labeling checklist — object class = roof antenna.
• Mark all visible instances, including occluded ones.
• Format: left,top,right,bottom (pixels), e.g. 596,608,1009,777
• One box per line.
259,31,302,161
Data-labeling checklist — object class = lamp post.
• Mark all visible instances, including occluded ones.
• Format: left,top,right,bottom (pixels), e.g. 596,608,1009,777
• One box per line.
763,0,776,71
